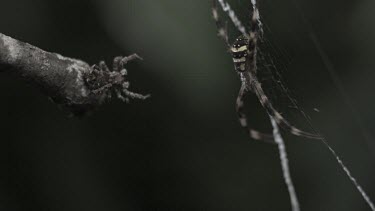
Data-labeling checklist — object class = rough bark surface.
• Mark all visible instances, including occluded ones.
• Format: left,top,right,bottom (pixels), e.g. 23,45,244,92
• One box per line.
0,33,146,115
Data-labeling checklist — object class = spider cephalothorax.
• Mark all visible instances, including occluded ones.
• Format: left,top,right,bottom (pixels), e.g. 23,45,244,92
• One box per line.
85,54,149,103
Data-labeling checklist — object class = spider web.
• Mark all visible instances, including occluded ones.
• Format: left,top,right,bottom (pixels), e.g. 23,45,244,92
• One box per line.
215,1,302,210
221,0,316,133
215,0,375,210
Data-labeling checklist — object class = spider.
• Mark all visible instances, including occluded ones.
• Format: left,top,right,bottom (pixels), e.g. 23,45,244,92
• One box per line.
85,54,150,103
211,0,322,142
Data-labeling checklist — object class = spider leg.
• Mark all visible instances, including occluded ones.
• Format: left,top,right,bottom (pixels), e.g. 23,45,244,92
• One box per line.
115,89,129,103
249,73,322,140
212,0,231,48
113,56,123,72
112,54,150,102
91,84,112,95
236,83,275,143
244,2,321,139
249,0,262,39
121,54,143,65
113,54,143,73
122,89,150,101
99,61,110,72
116,89,149,103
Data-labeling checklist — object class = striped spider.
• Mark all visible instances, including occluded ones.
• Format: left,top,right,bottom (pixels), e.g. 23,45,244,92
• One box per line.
211,0,322,142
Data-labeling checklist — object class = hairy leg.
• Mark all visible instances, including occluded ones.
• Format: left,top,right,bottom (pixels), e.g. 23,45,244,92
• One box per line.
212,0,231,48
236,83,275,143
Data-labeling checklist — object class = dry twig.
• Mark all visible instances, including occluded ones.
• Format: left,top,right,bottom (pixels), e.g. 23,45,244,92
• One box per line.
0,33,149,115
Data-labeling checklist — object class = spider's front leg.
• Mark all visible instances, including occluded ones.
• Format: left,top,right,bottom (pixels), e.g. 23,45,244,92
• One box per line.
122,54,143,65
212,0,231,48
113,54,143,73
112,54,150,102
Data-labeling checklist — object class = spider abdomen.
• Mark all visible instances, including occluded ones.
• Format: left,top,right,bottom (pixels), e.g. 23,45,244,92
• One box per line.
231,36,250,72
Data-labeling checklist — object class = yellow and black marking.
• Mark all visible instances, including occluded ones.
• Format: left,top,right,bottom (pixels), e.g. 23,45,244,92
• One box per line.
231,35,251,72
212,0,321,142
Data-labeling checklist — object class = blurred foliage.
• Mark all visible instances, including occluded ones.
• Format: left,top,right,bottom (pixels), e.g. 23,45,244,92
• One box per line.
1,0,375,210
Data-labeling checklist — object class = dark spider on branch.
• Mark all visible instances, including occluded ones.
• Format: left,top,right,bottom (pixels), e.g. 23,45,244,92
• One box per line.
85,54,150,103
0,33,151,115
211,0,322,142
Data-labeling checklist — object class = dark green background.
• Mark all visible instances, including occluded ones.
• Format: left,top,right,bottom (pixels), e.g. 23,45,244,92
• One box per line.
1,0,374,210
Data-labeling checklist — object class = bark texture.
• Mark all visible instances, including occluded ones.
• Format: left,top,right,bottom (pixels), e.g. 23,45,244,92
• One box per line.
0,33,146,115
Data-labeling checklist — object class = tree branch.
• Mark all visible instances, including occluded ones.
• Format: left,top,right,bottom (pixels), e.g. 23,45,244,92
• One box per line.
0,33,149,115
